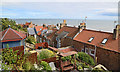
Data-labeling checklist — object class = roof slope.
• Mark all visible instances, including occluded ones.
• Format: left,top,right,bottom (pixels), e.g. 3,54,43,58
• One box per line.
74,29,120,53
35,26,43,32
47,29,57,39
0,28,26,42
57,26,79,38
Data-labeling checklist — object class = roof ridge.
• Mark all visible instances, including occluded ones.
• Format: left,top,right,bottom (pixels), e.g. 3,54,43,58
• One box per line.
64,26,77,29
10,28,23,39
83,29,113,34
1,28,9,40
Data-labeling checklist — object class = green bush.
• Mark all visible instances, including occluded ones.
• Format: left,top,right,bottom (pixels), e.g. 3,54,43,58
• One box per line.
22,61,33,70
37,49,55,60
77,52,95,66
26,36,36,44
39,61,52,71
61,56,72,62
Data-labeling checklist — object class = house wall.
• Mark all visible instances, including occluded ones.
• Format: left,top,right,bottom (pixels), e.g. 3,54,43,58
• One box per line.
72,40,120,71
2,40,25,48
96,47,120,71
61,38,73,47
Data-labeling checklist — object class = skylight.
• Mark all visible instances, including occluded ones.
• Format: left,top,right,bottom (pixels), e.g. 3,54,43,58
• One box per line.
102,38,108,44
88,37,94,42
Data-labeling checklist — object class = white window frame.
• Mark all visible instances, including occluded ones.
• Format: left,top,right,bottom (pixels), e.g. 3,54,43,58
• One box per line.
101,38,108,44
85,48,89,54
88,37,94,42
89,49,95,56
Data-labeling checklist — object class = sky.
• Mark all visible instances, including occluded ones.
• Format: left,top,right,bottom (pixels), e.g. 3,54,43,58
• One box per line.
0,0,119,20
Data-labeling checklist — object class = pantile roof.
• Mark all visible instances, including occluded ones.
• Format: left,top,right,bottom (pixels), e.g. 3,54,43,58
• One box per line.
35,26,43,32
0,28,26,42
74,29,120,53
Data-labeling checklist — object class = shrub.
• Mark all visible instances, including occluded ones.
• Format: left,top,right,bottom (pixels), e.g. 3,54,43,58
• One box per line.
37,49,55,60
22,61,33,70
26,36,36,44
39,61,52,71
77,52,95,66
61,56,72,62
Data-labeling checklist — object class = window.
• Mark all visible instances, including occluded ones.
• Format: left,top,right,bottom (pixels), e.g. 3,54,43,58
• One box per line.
88,37,94,42
89,49,95,56
40,38,42,43
81,49,84,52
85,48,89,54
101,38,108,44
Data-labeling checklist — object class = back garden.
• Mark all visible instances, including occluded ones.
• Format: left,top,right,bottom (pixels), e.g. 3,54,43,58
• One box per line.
0,43,106,72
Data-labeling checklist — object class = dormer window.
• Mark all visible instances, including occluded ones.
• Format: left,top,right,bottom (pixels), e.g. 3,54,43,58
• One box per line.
102,38,108,44
88,37,94,42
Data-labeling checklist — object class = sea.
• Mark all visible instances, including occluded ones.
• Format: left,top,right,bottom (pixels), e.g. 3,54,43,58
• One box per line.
13,19,117,33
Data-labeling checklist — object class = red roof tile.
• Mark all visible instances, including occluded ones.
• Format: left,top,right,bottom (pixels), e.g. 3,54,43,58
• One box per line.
37,27,48,35
57,26,79,38
1,28,26,42
74,29,120,53
25,22,31,26
35,26,43,32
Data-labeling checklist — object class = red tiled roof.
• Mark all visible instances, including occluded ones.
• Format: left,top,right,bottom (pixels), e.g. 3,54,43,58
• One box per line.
0,28,26,42
58,48,75,53
37,27,48,35
74,29,120,53
57,26,79,38
25,22,31,26
35,26,43,32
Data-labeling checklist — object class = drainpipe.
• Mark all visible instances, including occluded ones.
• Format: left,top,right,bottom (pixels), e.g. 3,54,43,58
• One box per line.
84,43,86,52
94,45,97,64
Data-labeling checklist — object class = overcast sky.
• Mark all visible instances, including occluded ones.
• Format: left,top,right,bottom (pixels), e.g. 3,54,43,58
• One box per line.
0,0,119,20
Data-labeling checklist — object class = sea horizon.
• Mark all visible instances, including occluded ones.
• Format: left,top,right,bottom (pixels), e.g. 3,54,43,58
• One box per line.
13,19,117,33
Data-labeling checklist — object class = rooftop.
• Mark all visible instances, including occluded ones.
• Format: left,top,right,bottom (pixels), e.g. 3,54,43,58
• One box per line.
56,26,79,38
74,29,120,53
0,28,26,42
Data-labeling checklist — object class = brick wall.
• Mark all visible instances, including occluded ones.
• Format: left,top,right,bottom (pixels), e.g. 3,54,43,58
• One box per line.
61,38,73,47
96,47,120,71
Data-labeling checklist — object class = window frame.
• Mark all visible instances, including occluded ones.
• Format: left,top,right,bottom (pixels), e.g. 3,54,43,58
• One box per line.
89,48,95,56
85,48,89,54
88,37,94,42
101,38,108,44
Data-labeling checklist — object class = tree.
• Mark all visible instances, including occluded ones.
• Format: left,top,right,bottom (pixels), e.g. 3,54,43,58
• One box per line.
26,36,36,44
1,18,27,32
1,18,17,30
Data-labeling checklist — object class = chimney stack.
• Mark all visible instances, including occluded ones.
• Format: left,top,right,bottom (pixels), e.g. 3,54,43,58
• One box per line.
63,20,66,23
80,22,86,29
113,24,120,39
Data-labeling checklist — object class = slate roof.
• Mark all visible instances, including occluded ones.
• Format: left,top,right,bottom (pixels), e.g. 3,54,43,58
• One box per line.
56,26,79,38
57,31,69,39
47,29,58,39
0,28,26,42
27,28,35,35
74,29,120,53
